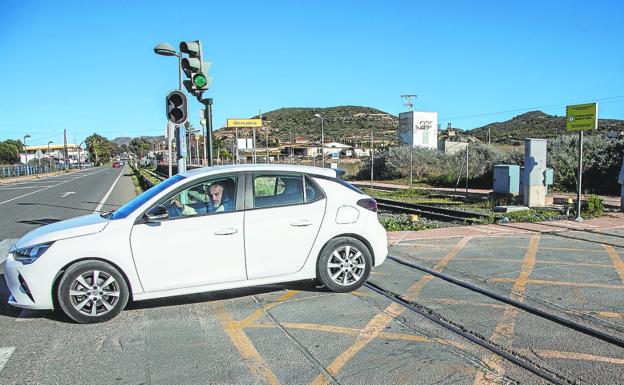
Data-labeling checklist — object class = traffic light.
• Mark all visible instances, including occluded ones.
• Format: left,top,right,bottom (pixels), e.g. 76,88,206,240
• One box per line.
180,40,212,95
166,90,187,125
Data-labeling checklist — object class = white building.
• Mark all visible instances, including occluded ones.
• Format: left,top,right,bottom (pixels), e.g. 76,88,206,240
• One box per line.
21,144,87,164
399,111,438,150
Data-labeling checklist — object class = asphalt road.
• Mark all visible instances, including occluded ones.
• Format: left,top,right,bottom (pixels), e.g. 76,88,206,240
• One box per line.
0,166,134,241
0,170,623,384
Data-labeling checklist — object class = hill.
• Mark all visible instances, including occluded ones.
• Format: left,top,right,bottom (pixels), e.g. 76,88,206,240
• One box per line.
470,111,624,145
214,106,399,146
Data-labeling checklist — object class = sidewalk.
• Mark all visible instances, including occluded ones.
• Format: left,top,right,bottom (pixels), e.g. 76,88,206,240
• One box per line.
388,212,624,242
352,180,622,209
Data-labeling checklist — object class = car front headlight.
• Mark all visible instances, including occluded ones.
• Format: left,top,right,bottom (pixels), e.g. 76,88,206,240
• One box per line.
13,242,53,265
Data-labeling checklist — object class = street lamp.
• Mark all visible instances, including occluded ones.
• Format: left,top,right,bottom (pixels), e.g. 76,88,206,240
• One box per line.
154,43,182,90
23,134,31,175
314,113,324,167
154,42,182,177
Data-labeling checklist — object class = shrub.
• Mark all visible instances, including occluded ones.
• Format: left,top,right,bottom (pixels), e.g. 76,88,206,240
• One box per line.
582,194,604,217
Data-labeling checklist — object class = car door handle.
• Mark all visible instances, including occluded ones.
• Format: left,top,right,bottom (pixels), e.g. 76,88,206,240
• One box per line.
214,228,238,235
291,219,312,227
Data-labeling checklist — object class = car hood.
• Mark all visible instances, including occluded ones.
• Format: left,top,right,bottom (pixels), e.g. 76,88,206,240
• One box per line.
12,214,110,251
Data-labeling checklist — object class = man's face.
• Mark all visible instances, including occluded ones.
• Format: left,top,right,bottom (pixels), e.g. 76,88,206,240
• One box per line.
208,184,223,206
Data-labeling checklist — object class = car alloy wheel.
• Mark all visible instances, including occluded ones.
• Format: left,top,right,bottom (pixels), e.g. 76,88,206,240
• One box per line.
69,270,120,317
326,245,366,286
317,237,372,293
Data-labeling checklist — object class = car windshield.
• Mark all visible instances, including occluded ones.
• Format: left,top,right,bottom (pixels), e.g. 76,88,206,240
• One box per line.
108,175,184,220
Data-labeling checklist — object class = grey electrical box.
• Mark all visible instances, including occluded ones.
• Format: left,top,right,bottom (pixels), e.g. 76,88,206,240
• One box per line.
493,165,520,194
523,138,547,207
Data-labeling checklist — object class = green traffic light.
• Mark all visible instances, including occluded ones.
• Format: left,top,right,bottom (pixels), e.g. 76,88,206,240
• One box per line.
193,73,207,88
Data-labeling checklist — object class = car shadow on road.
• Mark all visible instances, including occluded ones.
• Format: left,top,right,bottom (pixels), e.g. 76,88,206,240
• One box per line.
127,280,331,311
16,218,62,226
0,275,330,323
17,202,99,213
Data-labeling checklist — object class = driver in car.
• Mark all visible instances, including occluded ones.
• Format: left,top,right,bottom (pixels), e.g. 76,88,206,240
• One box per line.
171,182,233,216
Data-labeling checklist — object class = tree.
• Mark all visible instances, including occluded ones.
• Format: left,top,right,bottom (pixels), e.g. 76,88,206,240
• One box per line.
129,138,151,159
85,133,117,165
0,141,21,164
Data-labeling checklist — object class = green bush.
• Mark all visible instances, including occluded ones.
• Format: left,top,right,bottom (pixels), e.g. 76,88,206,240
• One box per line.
582,194,604,217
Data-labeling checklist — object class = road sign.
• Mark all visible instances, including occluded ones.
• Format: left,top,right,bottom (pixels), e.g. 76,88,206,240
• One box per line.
566,103,598,131
227,119,262,127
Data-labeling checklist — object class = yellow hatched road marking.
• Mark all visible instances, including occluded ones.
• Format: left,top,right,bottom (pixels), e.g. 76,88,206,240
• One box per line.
474,235,540,385
212,301,280,385
604,244,624,283
491,277,624,289
309,236,473,385
517,349,624,365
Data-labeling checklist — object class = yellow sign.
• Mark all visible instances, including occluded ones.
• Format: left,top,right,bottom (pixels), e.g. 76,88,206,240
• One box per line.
227,119,262,127
566,103,598,131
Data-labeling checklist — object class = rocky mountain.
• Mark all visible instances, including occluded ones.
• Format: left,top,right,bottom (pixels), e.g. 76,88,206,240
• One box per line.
470,111,624,145
214,106,399,146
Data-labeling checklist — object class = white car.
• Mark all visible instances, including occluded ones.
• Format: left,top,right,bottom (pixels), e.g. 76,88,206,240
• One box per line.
4,164,387,323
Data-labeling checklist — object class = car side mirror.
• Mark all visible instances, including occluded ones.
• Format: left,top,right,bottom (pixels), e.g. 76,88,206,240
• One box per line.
145,205,169,222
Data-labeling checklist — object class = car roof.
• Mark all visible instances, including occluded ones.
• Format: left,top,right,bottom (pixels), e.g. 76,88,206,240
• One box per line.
179,164,338,179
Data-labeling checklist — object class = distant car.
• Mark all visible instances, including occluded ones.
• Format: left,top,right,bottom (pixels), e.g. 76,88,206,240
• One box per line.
4,164,388,323
112,161,121,168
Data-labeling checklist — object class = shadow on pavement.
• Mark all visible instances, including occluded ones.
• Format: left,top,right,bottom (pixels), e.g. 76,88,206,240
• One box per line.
17,202,96,213
0,274,329,323
16,218,62,226
128,280,329,311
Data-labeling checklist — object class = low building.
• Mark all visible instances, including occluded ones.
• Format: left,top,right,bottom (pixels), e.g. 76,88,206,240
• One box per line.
21,144,87,164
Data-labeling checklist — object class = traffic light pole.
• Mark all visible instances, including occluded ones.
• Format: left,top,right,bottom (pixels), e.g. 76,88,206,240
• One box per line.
201,98,214,166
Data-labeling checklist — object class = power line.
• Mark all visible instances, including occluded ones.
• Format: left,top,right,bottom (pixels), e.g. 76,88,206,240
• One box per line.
439,95,624,122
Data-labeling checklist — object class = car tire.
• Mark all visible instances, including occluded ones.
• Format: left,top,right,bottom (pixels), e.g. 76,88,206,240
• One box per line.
317,237,372,293
57,260,129,324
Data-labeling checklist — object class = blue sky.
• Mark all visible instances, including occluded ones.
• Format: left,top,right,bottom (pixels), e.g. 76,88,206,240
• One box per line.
1,0,623,145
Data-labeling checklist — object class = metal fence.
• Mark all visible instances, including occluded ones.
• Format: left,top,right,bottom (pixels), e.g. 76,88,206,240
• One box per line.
0,164,82,178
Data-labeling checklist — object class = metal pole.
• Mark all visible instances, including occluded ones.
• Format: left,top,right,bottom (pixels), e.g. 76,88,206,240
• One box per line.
575,130,584,221
177,54,182,90
167,122,173,177
23,136,28,175
202,98,214,166
235,127,239,164
370,127,374,188
321,118,325,168
253,126,257,164
409,146,413,188
465,146,469,195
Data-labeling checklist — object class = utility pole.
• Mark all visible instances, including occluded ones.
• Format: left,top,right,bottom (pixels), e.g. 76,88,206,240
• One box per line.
401,94,417,111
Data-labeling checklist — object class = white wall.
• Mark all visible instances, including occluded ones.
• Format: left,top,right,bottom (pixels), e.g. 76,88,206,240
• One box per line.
399,111,438,149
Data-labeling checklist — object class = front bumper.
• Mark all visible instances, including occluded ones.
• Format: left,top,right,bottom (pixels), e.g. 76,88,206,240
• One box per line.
4,254,55,310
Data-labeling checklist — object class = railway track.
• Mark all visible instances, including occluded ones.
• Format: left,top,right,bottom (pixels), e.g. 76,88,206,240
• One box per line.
376,197,489,223
363,255,624,385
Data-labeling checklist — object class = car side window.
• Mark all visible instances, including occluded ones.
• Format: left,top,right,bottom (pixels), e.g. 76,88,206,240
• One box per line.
304,176,325,203
253,174,304,208
161,176,237,219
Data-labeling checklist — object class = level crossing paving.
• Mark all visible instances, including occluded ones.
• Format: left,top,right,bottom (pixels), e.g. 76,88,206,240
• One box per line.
0,170,624,384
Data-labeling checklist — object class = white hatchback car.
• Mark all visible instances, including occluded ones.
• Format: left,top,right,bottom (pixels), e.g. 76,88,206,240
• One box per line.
5,164,387,323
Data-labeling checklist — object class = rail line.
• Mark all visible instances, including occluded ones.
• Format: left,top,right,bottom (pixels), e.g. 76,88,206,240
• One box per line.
364,281,578,385
363,255,624,384
376,198,489,223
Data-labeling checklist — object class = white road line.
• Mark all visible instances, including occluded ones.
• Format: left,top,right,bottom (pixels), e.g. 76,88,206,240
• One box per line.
0,169,107,206
0,346,15,374
0,186,53,190
93,167,125,213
